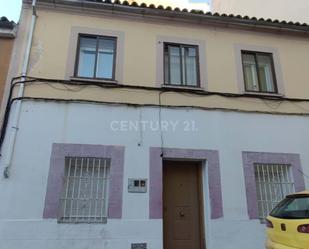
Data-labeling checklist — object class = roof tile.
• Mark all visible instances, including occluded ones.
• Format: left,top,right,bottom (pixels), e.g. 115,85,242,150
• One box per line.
71,1,309,32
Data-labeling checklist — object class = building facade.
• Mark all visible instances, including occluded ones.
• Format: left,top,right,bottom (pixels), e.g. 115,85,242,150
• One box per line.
0,1,309,249
0,17,16,110
212,0,309,24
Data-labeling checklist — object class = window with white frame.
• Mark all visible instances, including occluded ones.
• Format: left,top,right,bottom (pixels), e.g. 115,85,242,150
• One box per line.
254,163,295,221
58,157,110,223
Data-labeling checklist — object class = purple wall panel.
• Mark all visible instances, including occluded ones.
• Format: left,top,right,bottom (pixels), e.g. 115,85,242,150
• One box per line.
242,151,305,219
43,143,125,219
149,147,223,219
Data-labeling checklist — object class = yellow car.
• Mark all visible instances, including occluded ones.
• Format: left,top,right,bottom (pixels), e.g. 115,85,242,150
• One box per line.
266,191,309,249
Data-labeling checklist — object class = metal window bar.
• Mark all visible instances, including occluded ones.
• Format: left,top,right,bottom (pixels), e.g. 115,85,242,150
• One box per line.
58,157,110,223
254,163,295,222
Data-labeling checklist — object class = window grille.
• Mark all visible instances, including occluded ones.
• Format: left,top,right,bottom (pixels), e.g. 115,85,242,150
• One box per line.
58,157,110,223
254,163,295,221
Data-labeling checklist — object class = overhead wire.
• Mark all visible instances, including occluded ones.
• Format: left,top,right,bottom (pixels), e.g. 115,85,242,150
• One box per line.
13,75,309,102
158,91,165,158
2,75,309,155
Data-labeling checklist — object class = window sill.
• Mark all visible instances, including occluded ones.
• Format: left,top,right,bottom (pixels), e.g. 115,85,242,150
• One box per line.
161,84,204,92
70,77,118,85
243,91,284,98
57,217,107,224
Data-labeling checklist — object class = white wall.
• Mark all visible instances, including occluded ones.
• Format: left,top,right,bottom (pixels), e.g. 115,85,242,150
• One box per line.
0,101,309,249
212,0,309,24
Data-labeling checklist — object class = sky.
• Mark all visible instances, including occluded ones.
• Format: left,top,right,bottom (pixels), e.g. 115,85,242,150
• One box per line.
0,0,22,22
0,0,210,23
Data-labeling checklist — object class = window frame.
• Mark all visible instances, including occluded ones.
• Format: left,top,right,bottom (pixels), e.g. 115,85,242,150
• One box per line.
74,34,117,81
270,195,309,219
163,42,200,87
241,50,278,94
58,156,111,224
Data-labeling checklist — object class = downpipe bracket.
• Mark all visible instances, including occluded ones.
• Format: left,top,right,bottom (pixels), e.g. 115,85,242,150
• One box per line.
3,166,10,178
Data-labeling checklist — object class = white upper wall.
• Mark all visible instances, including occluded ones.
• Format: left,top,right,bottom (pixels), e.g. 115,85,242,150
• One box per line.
212,0,309,23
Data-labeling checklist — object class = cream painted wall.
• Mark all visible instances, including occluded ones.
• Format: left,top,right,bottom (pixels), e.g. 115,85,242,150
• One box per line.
212,0,309,23
19,83,309,115
28,8,309,100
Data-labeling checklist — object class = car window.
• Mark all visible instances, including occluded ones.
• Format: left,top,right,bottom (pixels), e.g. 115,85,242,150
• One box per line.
270,196,309,219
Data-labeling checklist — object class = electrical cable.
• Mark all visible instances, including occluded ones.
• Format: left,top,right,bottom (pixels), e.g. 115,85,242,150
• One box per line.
297,168,309,180
0,78,38,152
12,75,309,102
138,108,143,147
2,75,309,155
158,91,164,158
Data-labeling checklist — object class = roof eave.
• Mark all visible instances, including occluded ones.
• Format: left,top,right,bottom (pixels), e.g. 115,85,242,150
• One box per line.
0,27,17,38
25,0,309,36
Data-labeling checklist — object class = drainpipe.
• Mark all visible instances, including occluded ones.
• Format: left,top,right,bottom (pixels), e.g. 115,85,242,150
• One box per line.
3,0,37,178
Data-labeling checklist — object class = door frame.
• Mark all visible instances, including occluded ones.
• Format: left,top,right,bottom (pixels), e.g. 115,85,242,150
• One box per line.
201,159,212,249
149,147,224,249
162,159,209,249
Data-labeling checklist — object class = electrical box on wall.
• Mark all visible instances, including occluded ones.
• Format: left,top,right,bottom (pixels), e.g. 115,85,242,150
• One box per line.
128,179,147,193
131,243,147,249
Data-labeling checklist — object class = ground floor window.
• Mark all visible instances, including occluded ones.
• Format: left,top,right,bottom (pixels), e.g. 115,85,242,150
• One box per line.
58,157,110,223
254,163,295,221
43,144,124,220
242,152,305,220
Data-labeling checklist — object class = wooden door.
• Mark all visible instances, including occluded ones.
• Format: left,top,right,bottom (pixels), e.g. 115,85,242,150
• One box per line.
163,161,204,249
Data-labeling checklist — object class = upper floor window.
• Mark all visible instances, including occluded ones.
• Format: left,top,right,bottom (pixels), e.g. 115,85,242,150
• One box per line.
75,35,116,80
241,51,277,93
164,43,199,87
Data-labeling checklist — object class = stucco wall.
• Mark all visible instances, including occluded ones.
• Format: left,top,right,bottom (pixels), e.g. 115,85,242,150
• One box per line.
2,5,309,248
212,0,309,23
0,101,308,249
25,7,309,101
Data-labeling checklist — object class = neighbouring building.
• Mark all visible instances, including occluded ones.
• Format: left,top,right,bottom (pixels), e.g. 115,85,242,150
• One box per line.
0,0,309,249
0,17,16,110
212,0,309,23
